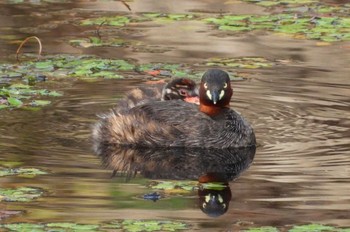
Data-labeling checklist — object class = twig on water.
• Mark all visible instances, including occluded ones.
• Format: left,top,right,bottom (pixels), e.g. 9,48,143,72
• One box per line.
16,36,42,62
96,21,107,39
120,0,132,11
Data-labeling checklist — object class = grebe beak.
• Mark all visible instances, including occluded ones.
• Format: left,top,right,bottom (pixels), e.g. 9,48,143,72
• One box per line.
211,90,220,105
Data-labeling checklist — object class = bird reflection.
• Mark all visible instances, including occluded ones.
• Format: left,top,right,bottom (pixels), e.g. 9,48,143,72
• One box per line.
97,146,256,217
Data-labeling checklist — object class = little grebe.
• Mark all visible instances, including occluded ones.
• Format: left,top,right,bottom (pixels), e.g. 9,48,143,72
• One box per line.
93,69,256,150
115,78,198,113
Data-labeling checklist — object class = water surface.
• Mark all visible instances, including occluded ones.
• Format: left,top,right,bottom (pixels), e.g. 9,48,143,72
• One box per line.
0,0,350,231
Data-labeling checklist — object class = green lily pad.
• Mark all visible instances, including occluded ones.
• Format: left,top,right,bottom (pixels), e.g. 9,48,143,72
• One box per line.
70,37,126,48
0,168,47,178
30,100,51,107
7,97,23,107
3,223,45,232
0,84,63,110
0,187,43,202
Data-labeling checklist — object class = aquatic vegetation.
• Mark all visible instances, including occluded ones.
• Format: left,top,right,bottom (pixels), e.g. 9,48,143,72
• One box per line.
0,168,47,178
0,187,43,202
243,224,350,232
242,0,317,7
1,221,349,232
0,55,134,81
69,37,127,48
205,57,274,69
244,226,279,232
0,220,188,232
142,13,195,22
204,14,350,42
0,83,62,110
80,16,130,27
150,180,197,193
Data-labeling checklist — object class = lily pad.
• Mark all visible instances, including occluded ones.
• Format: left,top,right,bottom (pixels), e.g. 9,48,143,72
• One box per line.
0,168,47,178
3,223,45,232
0,55,135,82
0,187,43,202
0,84,62,110
69,37,127,48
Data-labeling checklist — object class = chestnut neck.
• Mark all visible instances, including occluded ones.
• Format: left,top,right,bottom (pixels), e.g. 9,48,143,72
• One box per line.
199,102,230,116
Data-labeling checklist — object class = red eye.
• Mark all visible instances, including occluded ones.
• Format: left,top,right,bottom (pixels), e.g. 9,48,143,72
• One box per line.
179,89,187,96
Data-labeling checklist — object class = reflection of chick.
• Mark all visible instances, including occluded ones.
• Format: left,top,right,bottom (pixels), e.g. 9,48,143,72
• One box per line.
93,69,256,149
115,78,198,113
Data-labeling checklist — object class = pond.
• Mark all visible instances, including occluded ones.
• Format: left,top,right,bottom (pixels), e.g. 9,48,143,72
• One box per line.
0,0,350,231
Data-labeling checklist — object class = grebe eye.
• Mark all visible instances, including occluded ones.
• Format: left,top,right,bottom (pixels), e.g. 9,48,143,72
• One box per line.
179,89,187,96
204,83,208,89
223,83,228,89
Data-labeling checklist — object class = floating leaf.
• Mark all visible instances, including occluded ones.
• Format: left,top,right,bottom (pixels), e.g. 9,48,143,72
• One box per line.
3,223,45,232
30,100,51,107
0,187,43,202
7,97,23,107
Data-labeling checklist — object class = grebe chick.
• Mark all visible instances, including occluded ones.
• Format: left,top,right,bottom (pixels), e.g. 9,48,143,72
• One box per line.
115,78,198,113
93,69,255,149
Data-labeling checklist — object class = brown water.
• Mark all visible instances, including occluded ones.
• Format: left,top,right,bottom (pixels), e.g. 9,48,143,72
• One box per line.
0,0,350,231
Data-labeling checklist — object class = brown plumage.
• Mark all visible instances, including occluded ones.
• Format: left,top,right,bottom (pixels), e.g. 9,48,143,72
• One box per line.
115,78,198,113
93,69,256,151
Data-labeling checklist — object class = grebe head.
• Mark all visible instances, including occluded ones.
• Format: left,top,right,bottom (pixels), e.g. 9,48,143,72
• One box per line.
200,69,233,108
162,78,198,100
